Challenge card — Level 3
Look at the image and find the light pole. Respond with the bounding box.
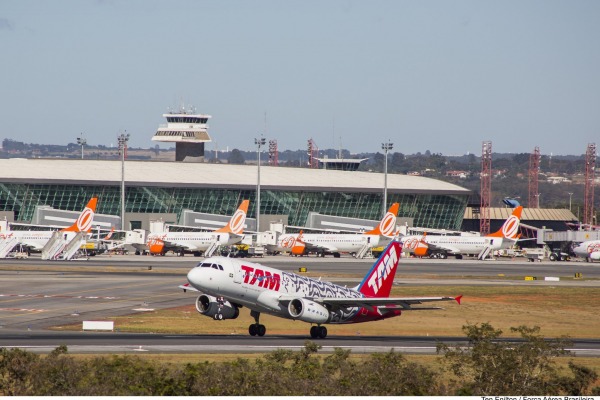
[255,136,266,232]
[382,140,393,216]
[77,134,87,159]
[568,192,573,212]
[118,131,130,231]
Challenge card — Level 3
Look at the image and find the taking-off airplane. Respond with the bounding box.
[0,197,98,253]
[180,240,461,338]
[399,206,524,259]
[142,200,250,256]
[267,203,400,258]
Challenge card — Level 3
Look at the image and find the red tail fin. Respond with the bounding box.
[62,197,98,233]
[487,206,523,239]
[215,200,249,234]
[356,241,402,297]
[365,203,399,237]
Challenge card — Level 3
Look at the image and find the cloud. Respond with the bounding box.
[0,18,13,31]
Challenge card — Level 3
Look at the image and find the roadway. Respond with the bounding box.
[0,253,598,354]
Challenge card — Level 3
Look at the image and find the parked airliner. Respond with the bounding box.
[267,203,400,258]
[572,240,600,262]
[140,200,250,256]
[399,206,523,259]
[0,197,98,255]
[180,241,461,338]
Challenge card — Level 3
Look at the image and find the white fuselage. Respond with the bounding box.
[0,230,76,251]
[269,233,386,254]
[137,231,240,252]
[187,257,364,323]
[400,234,509,255]
[572,240,600,261]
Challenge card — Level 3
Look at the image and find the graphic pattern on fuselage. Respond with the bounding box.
[280,271,363,323]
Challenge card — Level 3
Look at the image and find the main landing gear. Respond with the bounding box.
[310,325,327,339]
[249,310,266,337]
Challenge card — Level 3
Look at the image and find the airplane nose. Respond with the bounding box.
[187,267,204,286]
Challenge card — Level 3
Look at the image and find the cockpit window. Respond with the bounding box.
[197,262,223,271]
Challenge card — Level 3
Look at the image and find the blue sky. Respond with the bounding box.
[2,0,599,156]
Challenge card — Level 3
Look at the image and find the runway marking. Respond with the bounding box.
[0,293,119,300]
[0,307,47,312]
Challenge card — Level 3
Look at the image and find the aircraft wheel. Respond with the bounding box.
[318,326,327,339]
[214,313,223,320]
[257,324,266,337]
[249,324,257,336]
[440,253,448,259]
[310,326,318,338]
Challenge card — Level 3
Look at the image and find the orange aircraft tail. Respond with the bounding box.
[487,206,523,239]
[62,197,98,233]
[365,203,399,237]
[214,200,250,235]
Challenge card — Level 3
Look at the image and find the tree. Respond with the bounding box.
[436,322,598,395]
[227,149,245,164]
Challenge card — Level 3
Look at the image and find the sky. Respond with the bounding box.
[1,0,599,156]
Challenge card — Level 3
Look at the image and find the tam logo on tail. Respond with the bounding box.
[358,241,402,297]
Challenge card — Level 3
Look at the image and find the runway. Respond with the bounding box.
[1,330,599,357]
[1,253,599,354]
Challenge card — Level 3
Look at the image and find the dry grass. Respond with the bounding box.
[53,285,600,339]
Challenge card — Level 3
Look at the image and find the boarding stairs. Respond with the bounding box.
[355,238,373,259]
[42,231,87,260]
[477,245,493,260]
[204,238,220,257]
[42,232,67,260]
[0,236,20,258]
[57,232,87,260]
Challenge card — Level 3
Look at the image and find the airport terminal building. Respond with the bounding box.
[0,158,471,232]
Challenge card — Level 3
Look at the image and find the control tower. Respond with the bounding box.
[152,106,212,162]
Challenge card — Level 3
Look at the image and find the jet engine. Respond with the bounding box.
[288,298,330,324]
[195,294,240,320]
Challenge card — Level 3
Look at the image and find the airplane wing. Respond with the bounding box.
[160,239,198,252]
[423,243,462,255]
[312,295,462,311]
[277,294,461,311]
[300,241,339,253]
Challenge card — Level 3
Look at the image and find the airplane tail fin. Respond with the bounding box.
[365,203,399,237]
[62,197,98,233]
[487,206,523,239]
[215,200,250,234]
[291,230,306,255]
[356,240,402,298]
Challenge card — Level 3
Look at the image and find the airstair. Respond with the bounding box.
[204,238,220,257]
[42,232,67,260]
[0,236,20,258]
[355,238,373,259]
[42,232,86,260]
[477,245,493,260]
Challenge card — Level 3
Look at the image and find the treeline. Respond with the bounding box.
[1,323,598,396]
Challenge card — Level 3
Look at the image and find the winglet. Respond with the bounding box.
[487,206,523,239]
[455,295,463,305]
[215,200,250,234]
[365,203,399,237]
[62,197,98,233]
